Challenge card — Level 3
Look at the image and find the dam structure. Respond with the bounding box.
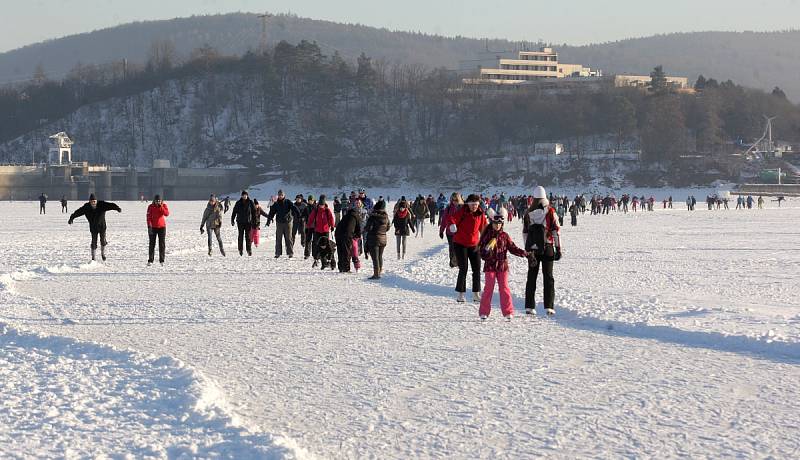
[0,133,253,201]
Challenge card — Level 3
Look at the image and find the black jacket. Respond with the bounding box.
[392,210,415,236]
[252,205,269,228]
[365,210,390,248]
[69,201,121,232]
[231,198,257,227]
[335,209,362,240]
[294,201,309,222]
[267,198,300,224]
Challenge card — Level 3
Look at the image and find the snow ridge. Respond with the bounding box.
[0,264,309,459]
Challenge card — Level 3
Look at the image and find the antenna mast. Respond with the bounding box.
[257,13,273,53]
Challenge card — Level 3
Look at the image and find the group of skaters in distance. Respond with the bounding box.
[60,186,569,319]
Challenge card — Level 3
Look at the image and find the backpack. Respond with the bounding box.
[526,208,555,258]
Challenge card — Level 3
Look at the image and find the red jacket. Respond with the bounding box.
[309,205,335,233]
[147,203,169,228]
[448,206,487,247]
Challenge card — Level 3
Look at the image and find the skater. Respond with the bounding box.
[757,196,764,209]
[392,200,415,260]
[412,195,430,238]
[60,195,68,213]
[146,195,170,265]
[200,194,225,256]
[266,189,300,258]
[308,195,335,267]
[222,196,231,213]
[478,208,528,320]
[439,192,463,268]
[303,195,317,260]
[38,193,47,214]
[364,200,390,279]
[523,186,562,316]
[335,207,361,272]
[251,199,269,248]
[293,194,309,248]
[231,190,257,256]
[68,193,122,261]
[427,194,437,225]
[333,195,342,225]
[569,202,578,227]
[447,194,488,303]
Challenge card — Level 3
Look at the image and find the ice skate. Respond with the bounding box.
[472,292,481,302]
[525,308,536,316]
[457,292,465,303]
[480,315,488,320]
[545,307,555,316]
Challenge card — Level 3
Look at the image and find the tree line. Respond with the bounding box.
[1,40,799,178]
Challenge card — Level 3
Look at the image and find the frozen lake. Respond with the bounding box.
[1,198,799,458]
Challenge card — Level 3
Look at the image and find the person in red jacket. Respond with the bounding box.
[438,192,463,268]
[308,195,336,266]
[146,194,170,265]
[447,193,488,303]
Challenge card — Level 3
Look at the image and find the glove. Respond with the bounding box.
[200,227,205,234]
[554,248,562,261]
[68,219,73,225]
[439,232,444,240]
[448,224,457,234]
[117,208,122,213]
[231,221,235,227]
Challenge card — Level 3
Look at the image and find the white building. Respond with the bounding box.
[467,47,601,85]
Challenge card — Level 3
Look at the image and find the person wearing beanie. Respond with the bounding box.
[266,189,301,258]
[522,186,562,316]
[231,190,257,256]
[308,193,335,267]
[68,193,122,262]
[146,194,170,265]
[293,194,309,248]
[478,208,528,320]
[364,199,390,279]
[302,195,317,260]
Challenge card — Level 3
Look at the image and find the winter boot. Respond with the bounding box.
[91,248,96,261]
[100,245,106,262]
[472,292,481,302]
[456,292,466,303]
[208,248,212,256]
[525,308,536,316]
[545,307,555,316]
[479,315,488,320]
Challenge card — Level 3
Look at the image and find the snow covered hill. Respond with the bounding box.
[1,196,799,457]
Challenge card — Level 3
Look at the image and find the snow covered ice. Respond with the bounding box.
[1,198,799,458]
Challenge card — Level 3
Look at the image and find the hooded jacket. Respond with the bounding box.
[365,210,390,248]
[146,202,170,229]
[201,201,224,229]
[335,208,362,240]
[309,204,335,233]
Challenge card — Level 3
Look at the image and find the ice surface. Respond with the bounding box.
[1,197,799,458]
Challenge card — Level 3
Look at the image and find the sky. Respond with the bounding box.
[3,0,800,52]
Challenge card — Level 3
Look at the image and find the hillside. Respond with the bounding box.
[1,14,800,100]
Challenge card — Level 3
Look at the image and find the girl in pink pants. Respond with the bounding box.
[478,208,528,319]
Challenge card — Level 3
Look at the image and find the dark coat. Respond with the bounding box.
[267,198,300,224]
[392,209,415,236]
[69,201,121,232]
[335,209,362,240]
[231,198,257,227]
[364,210,390,248]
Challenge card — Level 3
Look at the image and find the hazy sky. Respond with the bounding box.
[4,0,800,52]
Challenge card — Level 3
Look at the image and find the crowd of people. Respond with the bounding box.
[58,185,790,319]
[61,187,571,319]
